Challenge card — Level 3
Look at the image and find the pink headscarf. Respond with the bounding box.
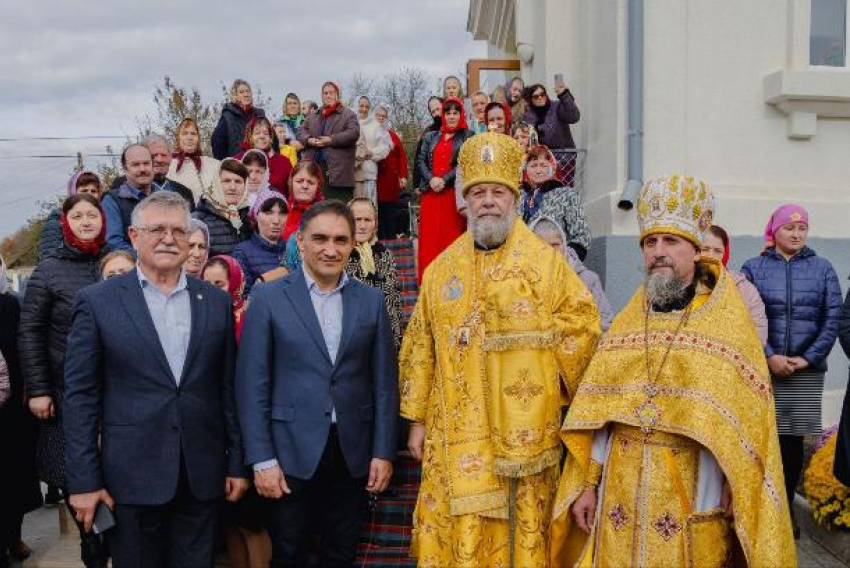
[764,204,809,248]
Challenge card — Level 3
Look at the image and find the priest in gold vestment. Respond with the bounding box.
[551,175,796,567]
[400,132,601,567]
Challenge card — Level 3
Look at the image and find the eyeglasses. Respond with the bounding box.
[532,92,546,100]
[136,225,188,241]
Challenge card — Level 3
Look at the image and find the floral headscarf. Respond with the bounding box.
[201,255,246,343]
[205,158,249,230]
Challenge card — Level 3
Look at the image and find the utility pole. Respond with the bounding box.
[75,151,83,172]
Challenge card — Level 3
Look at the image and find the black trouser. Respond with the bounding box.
[266,428,368,568]
[378,201,399,240]
[65,501,109,568]
[779,434,805,509]
[324,186,354,203]
[108,460,219,568]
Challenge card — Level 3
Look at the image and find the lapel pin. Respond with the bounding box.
[197,294,203,300]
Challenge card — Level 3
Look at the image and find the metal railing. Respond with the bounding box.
[408,149,587,237]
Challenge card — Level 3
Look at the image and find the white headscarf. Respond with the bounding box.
[204,158,250,230]
[241,149,272,206]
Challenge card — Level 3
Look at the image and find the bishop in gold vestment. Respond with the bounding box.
[400,133,601,567]
[551,175,796,567]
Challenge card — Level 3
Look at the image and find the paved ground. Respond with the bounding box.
[12,500,849,568]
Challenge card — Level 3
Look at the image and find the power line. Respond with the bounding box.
[0,136,126,142]
[0,154,115,160]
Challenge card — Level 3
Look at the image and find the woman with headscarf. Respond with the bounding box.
[354,95,392,203]
[19,193,109,568]
[211,79,266,160]
[278,92,305,152]
[184,218,210,278]
[193,159,251,256]
[281,162,325,273]
[235,117,293,195]
[201,255,247,344]
[232,189,289,296]
[374,104,409,239]
[239,149,276,207]
[700,224,767,344]
[346,198,403,348]
[519,144,592,260]
[167,118,222,204]
[741,204,843,539]
[484,101,512,134]
[412,96,444,191]
[415,98,473,282]
[523,83,581,184]
[0,252,42,567]
[39,171,103,261]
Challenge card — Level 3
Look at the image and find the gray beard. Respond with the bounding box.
[644,271,690,308]
[469,210,515,249]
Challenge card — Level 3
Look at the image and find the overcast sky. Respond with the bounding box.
[0,0,486,239]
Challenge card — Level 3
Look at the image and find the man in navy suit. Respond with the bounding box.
[236,200,399,567]
[64,191,248,567]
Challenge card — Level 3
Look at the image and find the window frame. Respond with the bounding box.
[810,0,849,68]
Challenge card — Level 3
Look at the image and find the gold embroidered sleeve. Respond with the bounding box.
[551,258,601,402]
[398,285,435,423]
[582,459,603,489]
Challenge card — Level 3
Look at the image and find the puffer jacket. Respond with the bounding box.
[38,208,63,261]
[415,129,474,191]
[232,232,287,296]
[522,89,580,150]
[741,246,842,370]
[192,198,250,257]
[211,103,266,160]
[19,243,106,397]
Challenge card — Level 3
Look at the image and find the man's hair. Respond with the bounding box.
[259,196,288,214]
[120,144,151,169]
[188,218,210,248]
[299,200,355,237]
[130,191,190,229]
[63,193,101,216]
[75,171,102,191]
[141,133,170,151]
[220,159,249,180]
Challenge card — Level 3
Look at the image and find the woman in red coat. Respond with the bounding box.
[234,117,293,196]
[415,98,473,282]
[374,104,409,240]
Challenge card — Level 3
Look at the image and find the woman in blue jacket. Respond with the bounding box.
[741,204,842,538]
[232,189,288,296]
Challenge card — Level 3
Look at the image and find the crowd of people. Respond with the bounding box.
[0,73,847,568]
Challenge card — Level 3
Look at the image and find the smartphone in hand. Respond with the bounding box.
[555,73,565,89]
[92,501,116,535]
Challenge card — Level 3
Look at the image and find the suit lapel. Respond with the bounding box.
[120,270,178,386]
[284,271,332,364]
[179,278,208,385]
[333,283,359,369]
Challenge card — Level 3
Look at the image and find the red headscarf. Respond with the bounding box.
[240,116,275,152]
[202,255,246,343]
[321,82,342,118]
[282,164,325,242]
[440,98,469,134]
[61,200,107,257]
[485,101,512,134]
[173,150,202,173]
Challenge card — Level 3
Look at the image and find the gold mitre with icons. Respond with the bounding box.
[459,132,525,197]
[637,174,715,247]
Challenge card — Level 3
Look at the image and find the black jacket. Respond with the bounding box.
[38,208,63,261]
[211,103,266,160]
[0,293,42,515]
[415,129,474,191]
[833,283,850,484]
[20,243,106,398]
[109,175,196,212]
[192,198,250,257]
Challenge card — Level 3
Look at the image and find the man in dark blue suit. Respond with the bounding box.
[64,191,248,568]
[236,200,399,567]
